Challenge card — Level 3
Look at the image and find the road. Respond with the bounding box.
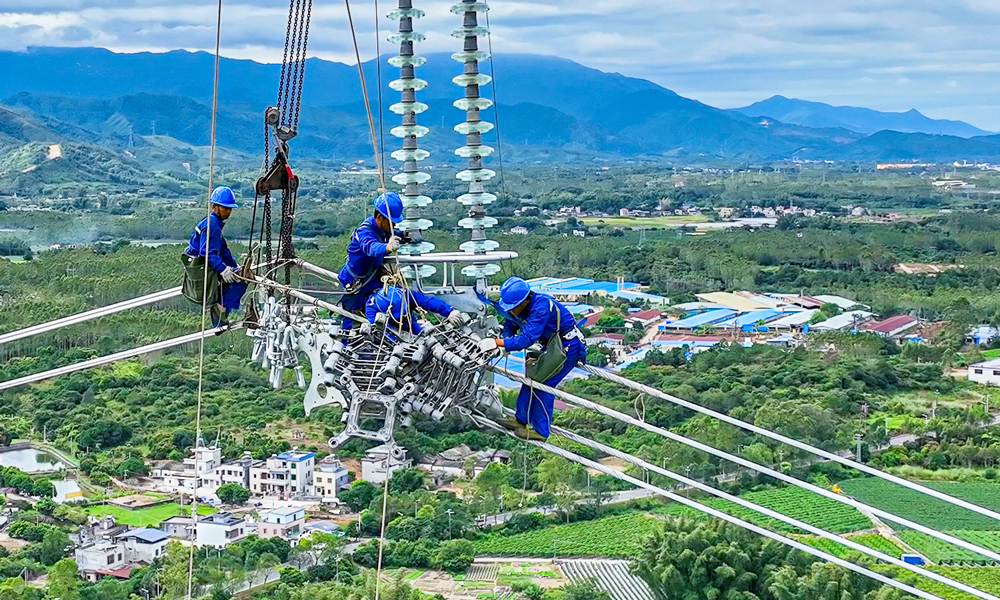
[883,414,1000,448]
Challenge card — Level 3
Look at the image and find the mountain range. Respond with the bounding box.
[735,95,991,138]
[1,46,1000,169]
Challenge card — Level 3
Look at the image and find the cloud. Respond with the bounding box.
[1,0,999,129]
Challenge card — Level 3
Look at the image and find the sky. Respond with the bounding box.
[2,0,1000,129]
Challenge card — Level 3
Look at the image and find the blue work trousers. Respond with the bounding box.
[339,276,382,331]
[515,339,585,439]
[220,281,247,310]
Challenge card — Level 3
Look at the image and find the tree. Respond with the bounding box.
[217,483,251,505]
[388,468,424,495]
[434,539,475,573]
[77,420,132,452]
[255,552,281,586]
[45,558,81,600]
[339,480,377,513]
[114,456,149,479]
[562,581,613,600]
[279,566,307,586]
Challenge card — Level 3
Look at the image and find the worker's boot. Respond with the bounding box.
[210,304,228,328]
[514,424,548,442]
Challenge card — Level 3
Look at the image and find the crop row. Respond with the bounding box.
[899,530,1000,565]
[794,533,904,562]
[654,486,871,534]
[915,566,1000,600]
[473,513,661,559]
[840,478,1000,531]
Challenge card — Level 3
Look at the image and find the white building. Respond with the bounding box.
[313,458,351,499]
[160,516,195,540]
[75,540,125,582]
[115,528,169,563]
[196,512,248,548]
[361,444,412,484]
[249,450,315,498]
[510,226,529,235]
[969,358,1000,386]
[419,445,510,480]
[202,453,256,491]
[153,447,260,501]
[257,506,306,540]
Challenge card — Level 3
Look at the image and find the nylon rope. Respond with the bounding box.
[188,0,224,595]
[374,0,385,192]
[373,253,414,600]
[484,8,507,199]
[346,0,386,192]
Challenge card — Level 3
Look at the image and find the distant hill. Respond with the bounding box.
[735,95,992,138]
[1,47,1000,163]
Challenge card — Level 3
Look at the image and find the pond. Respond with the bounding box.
[0,449,64,473]
[0,448,82,502]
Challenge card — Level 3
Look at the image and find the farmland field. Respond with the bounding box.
[560,559,654,600]
[839,478,1000,531]
[916,566,1000,600]
[654,486,871,534]
[898,530,1000,565]
[795,533,904,561]
[473,513,661,558]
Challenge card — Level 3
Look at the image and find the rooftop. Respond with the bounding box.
[663,309,737,329]
[813,294,864,310]
[715,309,782,329]
[200,512,244,526]
[767,310,817,328]
[972,358,1000,369]
[117,528,169,544]
[276,451,315,462]
[811,310,875,331]
[695,292,773,312]
[261,506,304,519]
[864,314,918,334]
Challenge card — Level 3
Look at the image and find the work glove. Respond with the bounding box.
[220,267,238,284]
[359,321,373,336]
[477,338,499,353]
[374,312,389,326]
[447,311,466,327]
[386,236,402,253]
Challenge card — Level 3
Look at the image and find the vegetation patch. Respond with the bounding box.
[83,502,215,527]
[840,478,1000,530]
[474,513,661,558]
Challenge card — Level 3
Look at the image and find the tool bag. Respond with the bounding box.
[525,299,568,383]
[180,253,220,306]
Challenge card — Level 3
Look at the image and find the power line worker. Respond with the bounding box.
[363,286,465,338]
[338,192,406,331]
[183,186,247,327]
[478,277,585,441]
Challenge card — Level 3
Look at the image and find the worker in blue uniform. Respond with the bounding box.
[478,277,585,441]
[338,192,406,330]
[184,186,247,326]
[363,286,465,338]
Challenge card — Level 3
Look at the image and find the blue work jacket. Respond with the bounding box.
[338,217,400,288]
[185,214,237,273]
[501,293,578,352]
[365,289,453,335]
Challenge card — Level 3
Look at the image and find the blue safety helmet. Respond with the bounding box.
[373,287,409,321]
[210,186,238,209]
[499,277,531,311]
[373,191,404,224]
